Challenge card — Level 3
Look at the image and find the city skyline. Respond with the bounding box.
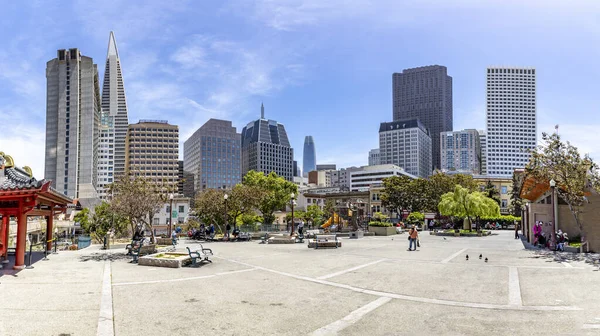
[3,2,600,177]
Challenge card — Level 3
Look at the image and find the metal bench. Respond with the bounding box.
[186,245,213,267]
[310,234,340,249]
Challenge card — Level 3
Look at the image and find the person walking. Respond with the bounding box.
[407,226,419,251]
[514,222,520,239]
[298,220,304,236]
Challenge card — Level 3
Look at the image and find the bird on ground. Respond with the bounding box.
[466,255,469,261]
[443,237,447,240]
[479,254,482,259]
[485,257,488,263]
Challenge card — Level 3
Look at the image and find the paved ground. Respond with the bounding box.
[1,231,600,336]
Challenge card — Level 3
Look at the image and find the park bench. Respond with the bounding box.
[126,238,146,255]
[305,229,321,239]
[186,245,213,266]
[309,234,341,249]
[237,232,252,242]
[259,233,270,244]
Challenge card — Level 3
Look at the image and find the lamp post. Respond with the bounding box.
[224,193,229,234]
[549,179,557,249]
[290,193,296,236]
[168,193,174,236]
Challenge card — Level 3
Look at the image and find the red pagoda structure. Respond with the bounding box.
[0,152,72,269]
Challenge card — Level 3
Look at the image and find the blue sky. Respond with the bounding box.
[1,1,600,177]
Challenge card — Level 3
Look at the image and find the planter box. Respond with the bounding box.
[349,231,364,239]
[139,252,191,268]
[563,246,579,253]
[369,226,396,236]
[155,238,173,245]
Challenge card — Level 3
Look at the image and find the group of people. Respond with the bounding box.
[533,221,569,251]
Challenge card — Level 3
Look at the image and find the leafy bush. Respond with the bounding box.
[368,221,393,227]
[480,215,521,224]
[406,212,424,226]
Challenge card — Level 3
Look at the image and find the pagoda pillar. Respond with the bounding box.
[14,209,27,270]
[1,215,9,263]
[46,213,54,252]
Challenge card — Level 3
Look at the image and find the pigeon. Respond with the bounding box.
[485,257,488,263]
[443,237,447,240]
[479,254,482,259]
[466,255,469,261]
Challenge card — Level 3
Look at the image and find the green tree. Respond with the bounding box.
[242,170,297,225]
[74,208,91,232]
[380,175,414,215]
[438,185,500,230]
[526,132,600,242]
[194,189,227,232]
[305,204,324,229]
[323,199,335,219]
[226,184,265,229]
[483,180,501,205]
[109,176,164,242]
[509,173,524,217]
[406,212,425,227]
[89,202,129,243]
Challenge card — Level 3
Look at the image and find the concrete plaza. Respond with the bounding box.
[1,231,599,336]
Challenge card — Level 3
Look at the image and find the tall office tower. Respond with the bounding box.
[177,161,184,195]
[96,112,114,199]
[102,32,129,177]
[316,164,336,171]
[293,160,300,177]
[126,120,179,192]
[379,119,432,178]
[241,104,294,181]
[478,130,487,175]
[393,65,452,171]
[368,149,380,166]
[303,136,316,177]
[97,32,130,198]
[440,129,481,175]
[183,119,241,191]
[486,67,536,177]
[45,48,101,199]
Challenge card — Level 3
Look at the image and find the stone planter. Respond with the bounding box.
[349,231,364,239]
[564,246,579,253]
[155,238,173,245]
[138,252,191,268]
[369,226,396,236]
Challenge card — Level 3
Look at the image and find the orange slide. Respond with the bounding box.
[321,213,340,229]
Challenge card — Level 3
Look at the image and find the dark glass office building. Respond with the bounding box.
[393,65,452,171]
[302,136,316,177]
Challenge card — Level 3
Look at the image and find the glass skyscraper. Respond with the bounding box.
[302,136,316,177]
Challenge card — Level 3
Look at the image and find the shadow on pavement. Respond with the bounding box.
[79,252,131,262]
[0,252,50,278]
[527,249,600,268]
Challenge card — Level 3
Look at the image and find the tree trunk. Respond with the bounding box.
[568,203,586,244]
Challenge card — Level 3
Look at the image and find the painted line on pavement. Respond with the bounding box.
[441,248,468,264]
[113,268,256,286]
[582,324,600,329]
[310,297,392,335]
[317,259,387,280]
[97,261,114,336]
[508,267,522,306]
[216,257,580,312]
[561,262,573,268]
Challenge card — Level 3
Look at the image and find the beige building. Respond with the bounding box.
[126,120,179,192]
[473,175,512,215]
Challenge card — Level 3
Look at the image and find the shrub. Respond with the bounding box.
[406,212,424,226]
[368,221,392,227]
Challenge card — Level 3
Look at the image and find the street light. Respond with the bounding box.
[290,193,296,236]
[224,193,229,234]
[549,179,557,249]
[168,193,174,236]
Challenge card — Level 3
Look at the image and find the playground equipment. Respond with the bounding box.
[321,213,341,230]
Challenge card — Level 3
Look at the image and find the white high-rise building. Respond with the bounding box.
[378,119,432,178]
[440,129,481,175]
[97,32,129,198]
[478,130,487,175]
[368,148,380,166]
[486,67,536,177]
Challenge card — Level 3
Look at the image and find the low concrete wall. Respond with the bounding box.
[369,226,396,236]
